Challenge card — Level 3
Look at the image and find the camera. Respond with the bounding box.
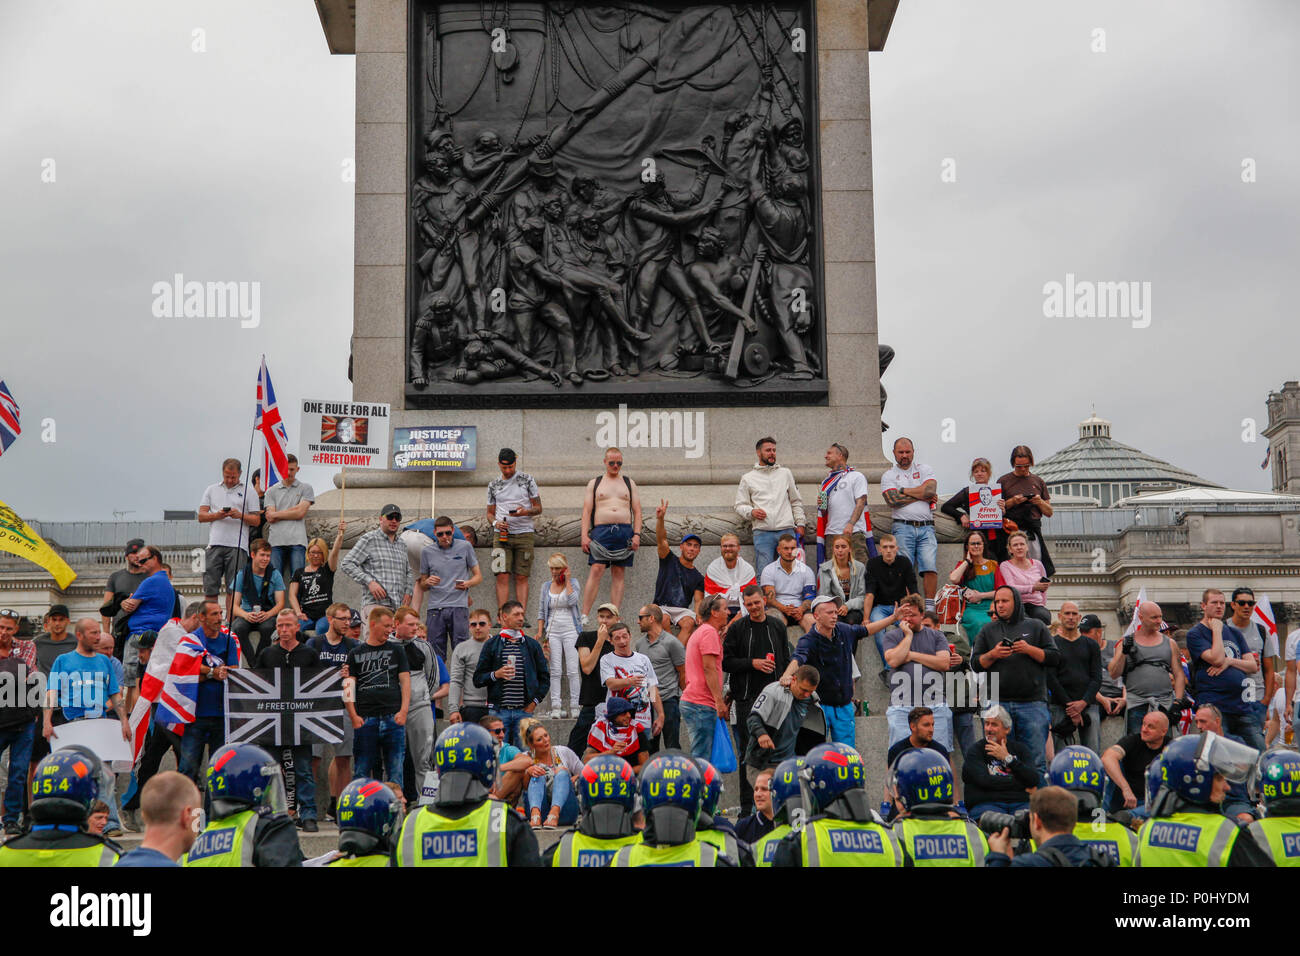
[978,807,1032,840]
[1122,633,1135,655]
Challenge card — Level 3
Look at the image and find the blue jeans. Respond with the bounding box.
[968,800,1029,821]
[285,744,317,819]
[657,696,681,751]
[1225,707,1266,753]
[1003,700,1050,777]
[681,701,717,759]
[271,545,306,586]
[892,522,938,574]
[823,703,856,746]
[953,712,978,759]
[0,721,35,824]
[525,770,580,824]
[870,604,894,669]
[753,528,794,579]
[886,704,953,751]
[178,715,227,783]
[353,716,406,783]
[490,707,531,753]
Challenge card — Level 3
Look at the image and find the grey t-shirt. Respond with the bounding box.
[1235,619,1267,699]
[33,632,76,676]
[419,539,479,609]
[1098,637,1124,697]
[882,625,951,708]
[263,479,315,547]
[635,633,686,700]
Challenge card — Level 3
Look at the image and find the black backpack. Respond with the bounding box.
[1036,844,1117,868]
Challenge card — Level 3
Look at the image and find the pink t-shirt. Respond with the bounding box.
[996,558,1047,607]
[682,622,723,707]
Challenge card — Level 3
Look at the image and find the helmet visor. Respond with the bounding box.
[1196,732,1258,787]
[259,763,289,815]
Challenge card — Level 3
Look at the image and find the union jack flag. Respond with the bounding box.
[129,620,207,766]
[256,357,291,488]
[0,381,20,456]
[225,667,346,747]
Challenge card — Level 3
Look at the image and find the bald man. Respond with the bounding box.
[115,772,202,867]
[1046,601,1102,752]
[1101,709,1169,817]
[1109,601,1185,736]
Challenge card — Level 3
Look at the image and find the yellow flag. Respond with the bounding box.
[0,499,76,589]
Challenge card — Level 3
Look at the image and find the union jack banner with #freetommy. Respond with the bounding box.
[0,380,20,456]
[224,667,346,747]
[256,357,291,488]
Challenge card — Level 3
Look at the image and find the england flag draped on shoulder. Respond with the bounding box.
[256,356,291,488]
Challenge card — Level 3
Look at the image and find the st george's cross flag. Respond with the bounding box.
[256,357,291,488]
[224,667,346,747]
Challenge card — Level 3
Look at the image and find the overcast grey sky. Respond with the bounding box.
[0,0,1295,520]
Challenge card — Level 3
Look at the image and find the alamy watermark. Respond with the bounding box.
[1042,272,1151,329]
[151,273,261,328]
[594,404,705,460]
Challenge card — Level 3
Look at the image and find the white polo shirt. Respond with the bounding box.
[881,463,938,522]
[760,559,816,606]
[201,480,256,550]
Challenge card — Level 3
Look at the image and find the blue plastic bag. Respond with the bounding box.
[710,716,738,773]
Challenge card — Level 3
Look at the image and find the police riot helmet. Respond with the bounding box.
[1257,748,1300,815]
[29,751,99,825]
[1149,732,1258,816]
[577,754,637,838]
[432,723,497,806]
[692,757,724,820]
[1145,755,1164,810]
[206,744,288,820]
[1050,745,1105,810]
[770,757,807,827]
[801,742,872,821]
[336,779,402,856]
[889,749,955,812]
[639,754,703,845]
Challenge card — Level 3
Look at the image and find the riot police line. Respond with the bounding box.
[1,722,1295,867]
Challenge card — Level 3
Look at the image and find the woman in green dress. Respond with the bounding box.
[948,529,998,652]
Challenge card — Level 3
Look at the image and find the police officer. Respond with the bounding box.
[889,750,988,867]
[395,723,540,866]
[325,779,401,867]
[693,757,754,866]
[608,754,736,866]
[753,757,804,867]
[1048,745,1138,866]
[0,751,118,867]
[1246,748,1300,866]
[1134,732,1273,867]
[546,754,640,866]
[184,744,304,867]
[772,742,903,867]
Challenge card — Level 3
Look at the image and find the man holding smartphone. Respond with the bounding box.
[198,458,261,600]
[486,448,542,613]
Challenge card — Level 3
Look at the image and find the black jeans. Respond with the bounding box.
[734,697,758,814]
[233,618,277,662]
[568,706,598,753]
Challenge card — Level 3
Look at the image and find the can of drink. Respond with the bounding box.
[949,644,956,653]
[766,653,775,663]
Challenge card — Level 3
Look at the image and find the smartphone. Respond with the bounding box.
[222,506,232,513]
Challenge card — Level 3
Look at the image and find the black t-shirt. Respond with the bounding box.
[575,629,617,707]
[256,643,321,669]
[865,555,916,605]
[292,566,335,621]
[885,738,950,770]
[345,642,410,717]
[106,568,148,626]
[653,553,705,610]
[1113,732,1166,799]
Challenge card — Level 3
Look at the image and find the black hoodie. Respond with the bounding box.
[970,587,1059,702]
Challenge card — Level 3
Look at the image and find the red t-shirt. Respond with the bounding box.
[682,623,723,708]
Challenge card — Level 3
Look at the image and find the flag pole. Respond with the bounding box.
[231,368,261,627]
[339,465,347,522]
[430,468,436,520]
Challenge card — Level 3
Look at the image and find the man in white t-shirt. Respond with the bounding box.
[822,442,872,563]
[197,458,261,600]
[1284,627,1300,744]
[880,436,939,611]
[598,623,663,736]
[759,533,816,630]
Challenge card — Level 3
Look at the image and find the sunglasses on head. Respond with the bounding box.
[0,609,19,620]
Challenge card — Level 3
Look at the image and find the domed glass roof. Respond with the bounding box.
[1035,412,1223,489]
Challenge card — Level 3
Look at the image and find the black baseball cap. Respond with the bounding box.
[380,503,402,519]
[349,610,363,628]
[1078,614,1103,632]
[47,604,70,619]
[136,630,159,650]
[498,448,517,464]
[125,538,145,556]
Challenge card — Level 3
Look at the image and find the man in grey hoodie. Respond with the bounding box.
[970,585,1060,778]
[744,664,825,788]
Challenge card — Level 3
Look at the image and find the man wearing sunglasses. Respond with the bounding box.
[1186,588,1262,752]
[449,608,493,726]
[413,515,482,661]
[1228,587,1275,746]
[341,504,414,617]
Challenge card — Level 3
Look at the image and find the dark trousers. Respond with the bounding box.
[568,706,598,753]
[459,705,490,726]
[123,722,182,811]
[233,618,276,662]
[649,696,681,755]
[734,697,759,814]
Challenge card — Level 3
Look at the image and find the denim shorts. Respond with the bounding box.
[589,523,634,567]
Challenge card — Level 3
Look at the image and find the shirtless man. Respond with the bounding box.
[580,447,643,618]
